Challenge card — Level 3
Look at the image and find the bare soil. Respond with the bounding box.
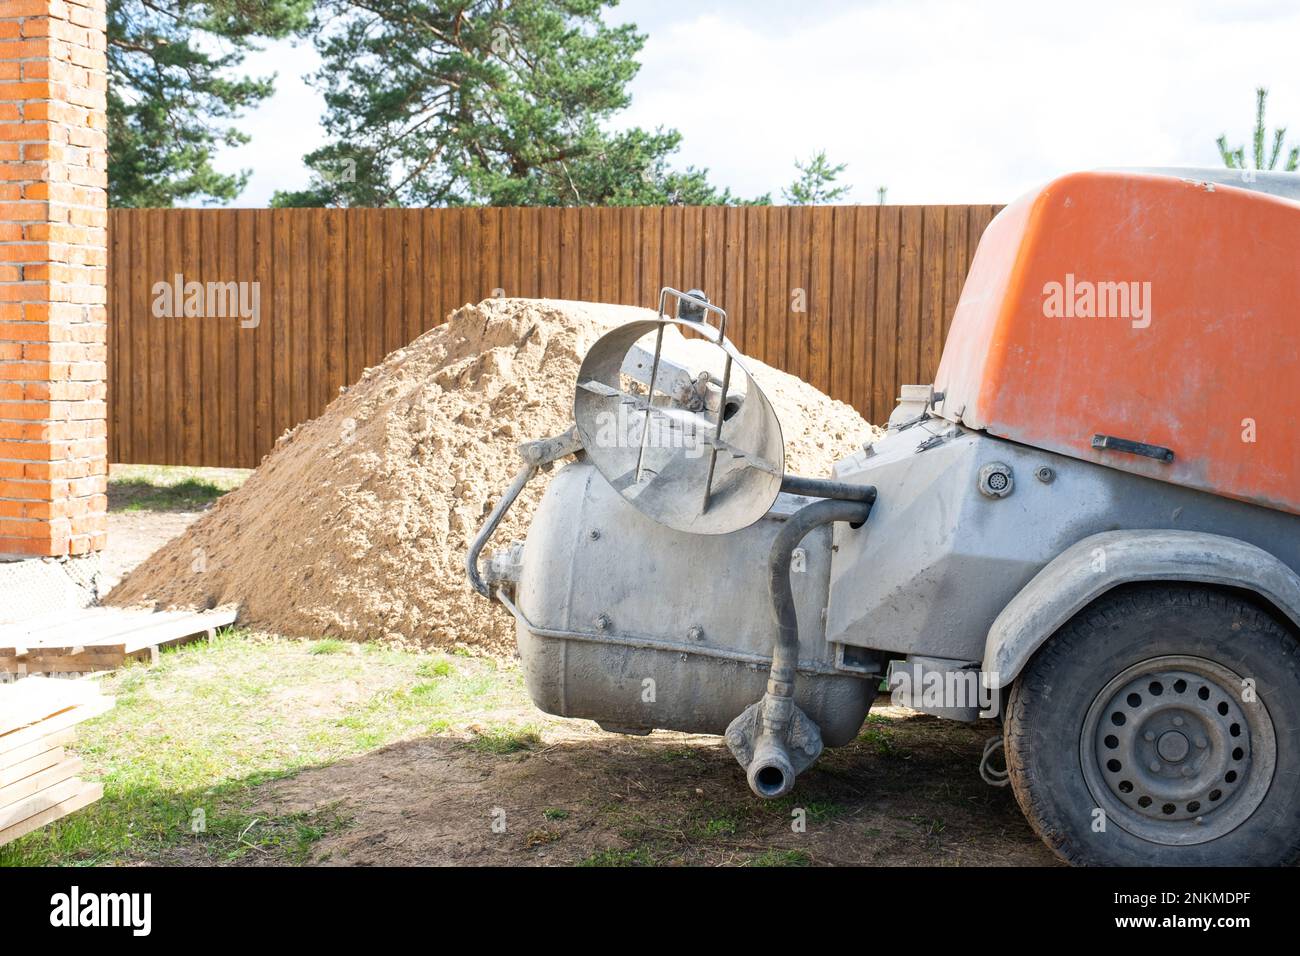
[99,511,202,594]
[249,699,1056,867]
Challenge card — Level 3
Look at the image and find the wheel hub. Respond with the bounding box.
[1081,655,1276,845]
[1156,730,1189,763]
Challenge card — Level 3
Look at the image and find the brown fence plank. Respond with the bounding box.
[871,205,900,422]
[106,209,126,462]
[596,207,618,302]
[538,207,558,302]
[236,209,257,466]
[828,206,856,407]
[478,207,499,305]
[920,206,948,384]
[721,206,745,352]
[159,210,178,464]
[681,206,702,291]
[107,204,1002,467]
[896,205,924,401]
[764,206,790,378]
[850,205,879,417]
[292,209,314,441]
[619,207,638,306]
[559,207,579,300]
[254,211,274,461]
[517,207,538,300]
[499,206,519,303]
[785,206,809,383]
[701,206,725,318]
[273,209,293,446]
[145,207,166,463]
[637,207,661,309]
[741,205,766,360]
[320,210,342,421]
[807,206,833,395]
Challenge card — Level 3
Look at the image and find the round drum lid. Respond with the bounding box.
[573,317,785,535]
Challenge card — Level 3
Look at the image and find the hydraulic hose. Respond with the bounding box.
[767,496,874,696]
[737,487,874,798]
[779,474,876,505]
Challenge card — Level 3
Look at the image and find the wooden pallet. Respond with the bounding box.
[0,677,112,847]
[0,607,238,677]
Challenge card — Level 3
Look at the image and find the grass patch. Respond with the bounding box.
[758,795,847,824]
[579,848,652,867]
[415,658,454,679]
[226,805,354,864]
[308,639,350,656]
[0,630,531,866]
[859,724,909,759]
[797,801,848,823]
[700,817,738,837]
[463,725,543,755]
[746,849,812,867]
[109,464,249,513]
[543,808,570,821]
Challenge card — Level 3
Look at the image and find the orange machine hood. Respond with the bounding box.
[933,169,1300,516]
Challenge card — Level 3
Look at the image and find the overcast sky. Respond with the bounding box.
[211,0,1300,206]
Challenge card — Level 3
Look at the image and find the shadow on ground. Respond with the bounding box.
[244,706,1057,867]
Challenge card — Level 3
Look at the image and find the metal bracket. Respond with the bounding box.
[518,427,582,468]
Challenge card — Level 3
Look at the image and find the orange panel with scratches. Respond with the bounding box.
[934,170,1300,515]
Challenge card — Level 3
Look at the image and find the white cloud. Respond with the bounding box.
[213,0,1300,206]
[196,41,325,207]
[614,0,1300,202]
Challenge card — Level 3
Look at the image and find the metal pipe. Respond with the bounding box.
[466,463,537,599]
[467,428,583,600]
[742,493,874,798]
[778,474,877,504]
[768,496,874,689]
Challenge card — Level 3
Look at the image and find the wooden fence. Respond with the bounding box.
[108,204,1002,467]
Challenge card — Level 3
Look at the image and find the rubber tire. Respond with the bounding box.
[1004,583,1300,866]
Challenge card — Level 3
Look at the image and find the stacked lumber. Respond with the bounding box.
[0,606,237,677]
[0,677,112,847]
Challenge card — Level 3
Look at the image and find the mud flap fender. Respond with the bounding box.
[984,530,1300,685]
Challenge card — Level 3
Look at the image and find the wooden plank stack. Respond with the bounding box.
[0,606,237,678]
[0,677,111,847]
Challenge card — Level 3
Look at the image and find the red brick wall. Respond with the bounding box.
[0,0,107,558]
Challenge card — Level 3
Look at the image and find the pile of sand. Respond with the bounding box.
[107,298,875,652]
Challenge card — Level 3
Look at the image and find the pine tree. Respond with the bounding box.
[108,0,312,207]
[273,0,742,207]
[782,150,850,205]
[1217,87,1300,173]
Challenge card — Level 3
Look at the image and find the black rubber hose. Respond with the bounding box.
[779,474,877,504]
[766,495,875,689]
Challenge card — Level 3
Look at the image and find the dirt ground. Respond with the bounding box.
[100,511,201,593]
[252,706,1057,866]
[105,508,1057,867]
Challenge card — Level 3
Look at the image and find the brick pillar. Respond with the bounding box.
[0,0,108,559]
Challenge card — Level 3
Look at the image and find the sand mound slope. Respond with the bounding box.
[108,298,875,651]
